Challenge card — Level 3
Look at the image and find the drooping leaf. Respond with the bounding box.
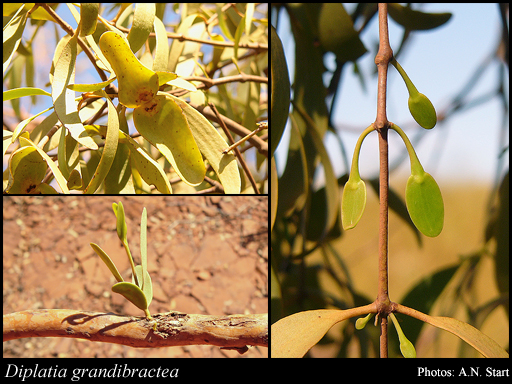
[317,3,367,62]
[133,94,205,187]
[272,307,375,358]
[388,4,452,31]
[270,25,290,157]
[51,30,98,150]
[405,171,444,237]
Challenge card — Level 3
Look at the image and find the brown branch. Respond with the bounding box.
[3,310,268,354]
[375,3,394,358]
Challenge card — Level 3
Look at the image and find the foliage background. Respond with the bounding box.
[3,3,268,193]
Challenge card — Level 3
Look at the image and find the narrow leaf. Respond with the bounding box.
[90,243,124,283]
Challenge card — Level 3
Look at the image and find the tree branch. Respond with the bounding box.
[3,310,268,354]
[375,3,393,358]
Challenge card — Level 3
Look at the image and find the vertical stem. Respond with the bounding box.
[375,3,393,358]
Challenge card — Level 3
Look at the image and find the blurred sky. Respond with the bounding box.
[273,4,509,188]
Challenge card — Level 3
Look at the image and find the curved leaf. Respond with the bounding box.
[317,3,367,62]
[51,30,98,150]
[397,305,509,358]
[90,243,124,283]
[83,92,119,193]
[80,3,99,36]
[270,25,290,157]
[166,94,241,193]
[3,87,51,100]
[271,306,376,358]
[112,282,148,312]
[406,171,444,237]
[133,95,205,187]
[127,3,155,54]
[271,157,278,232]
[16,135,70,193]
[388,4,452,31]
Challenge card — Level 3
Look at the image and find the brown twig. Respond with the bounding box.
[208,103,260,194]
[3,310,268,354]
[374,3,394,358]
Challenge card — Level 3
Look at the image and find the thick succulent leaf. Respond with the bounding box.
[112,282,148,311]
[133,95,205,187]
[166,94,241,193]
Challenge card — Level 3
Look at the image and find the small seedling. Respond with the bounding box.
[90,202,156,329]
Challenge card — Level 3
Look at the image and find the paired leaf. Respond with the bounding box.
[341,125,374,230]
[390,313,417,358]
[99,31,159,108]
[271,305,375,358]
[112,282,148,311]
[342,177,366,230]
[391,124,444,237]
[133,95,206,186]
[391,58,437,129]
[405,171,444,237]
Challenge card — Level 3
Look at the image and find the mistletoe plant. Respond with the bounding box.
[90,202,154,327]
[271,3,508,358]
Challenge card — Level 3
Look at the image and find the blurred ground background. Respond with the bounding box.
[3,196,268,358]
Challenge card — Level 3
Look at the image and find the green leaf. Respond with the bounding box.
[341,177,366,230]
[390,313,417,358]
[112,201,128,243]
[51,30,98,150]
[397,305,509,358]
[3,87,51,100]
[391,58,437,129]
[405,171,444,237]
[271,306,375,358]
[118,130,172,193]
[388,4,452,31]
[67,78,116,92]
[133,265,153,307]
[140,207,149,291]
[90,243,124,283]
[341,125,374,230]
[82,91,119,194]
[112,282,148,311]
[127,3,155,54]
[270,25,291,158]
[133,95,205,187]
[80,3,99,36]
[317,3,367,62]
[408,92,437,130]
[165,94,241,193]
[391,124,444,237]
[355,313,374,330]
